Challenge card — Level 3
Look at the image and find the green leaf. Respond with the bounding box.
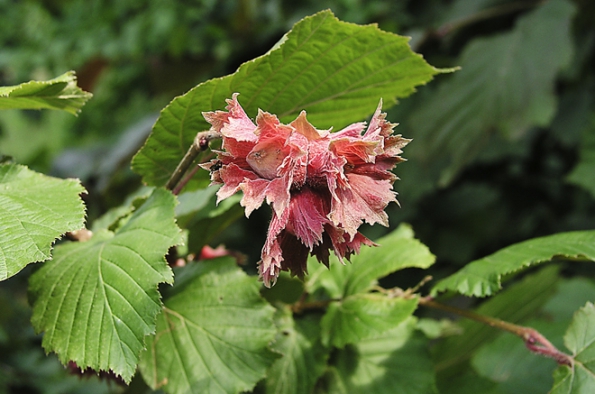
[551,303,595,394]
[408,0,576,185]
[132,10,450,188]
[90,186,154,232]
[433,265,561,375]
[431,231,595,297]
[29,188,181,382]
[307,224,435,299]
[321,293,418,348]
[0,163,86,280]
[266,308,329,394]
[0,71,92,115]
[138,258,277,394]
[318,317,437,394]
[567,118,595,198]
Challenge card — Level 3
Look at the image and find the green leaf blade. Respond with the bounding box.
[0,71,92,115]
[266,308,329,394]
[307,224,435,299]
[132,10,449,188]
[319,317,437,394]
[0,163,86,280]
[28,188,181,382]
[139,258,277,394]
[431,231,595,297]
[321,293,418,348]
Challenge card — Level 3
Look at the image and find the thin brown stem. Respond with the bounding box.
[165,130,221,193]
[419,297,573,366]
[291,298,337,314]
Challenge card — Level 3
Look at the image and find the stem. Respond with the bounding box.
[419,297,573,366]
[165,130,221,193]
[291,298,337,314]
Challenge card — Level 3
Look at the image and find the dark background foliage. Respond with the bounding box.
[1,0,594,392]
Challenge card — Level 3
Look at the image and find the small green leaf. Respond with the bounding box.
[0,71,92,115]
[409,0,576,184]
[0,163,86,280]
[138,258,277,394]
[551,303,595,394]
[431,231,595,297]
[266,308,329,394]
[29,188,181,382]
[307,224,435,298]
[132,10,450,188]
[321,293,418,348]
[319,317,437,394]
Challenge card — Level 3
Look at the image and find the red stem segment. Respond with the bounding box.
[419,297,573,367]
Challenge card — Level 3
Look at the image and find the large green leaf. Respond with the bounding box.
[408,0,575,184]
[138,258,277,394]
[0,71,92,115]
[318,317,437,394]
[29,188,181,382]
[266,308,329,394]
[306,224,435,299]
[0,163,86,280]
[431,231,595,297]
[551,303,595,394]
[132,10,450,187]
[321,293,418,348]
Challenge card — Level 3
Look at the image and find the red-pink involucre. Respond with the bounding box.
[201,94,410,287]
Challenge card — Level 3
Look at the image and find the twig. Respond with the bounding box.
[419,297,573,366]
[165,130,221,193]
[291,298,337,314]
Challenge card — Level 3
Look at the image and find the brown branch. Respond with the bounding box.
[419,297,573,366]
[165,130,221,193]
[291,298,337,314]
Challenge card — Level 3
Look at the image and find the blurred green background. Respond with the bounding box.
[1,0,594,392]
